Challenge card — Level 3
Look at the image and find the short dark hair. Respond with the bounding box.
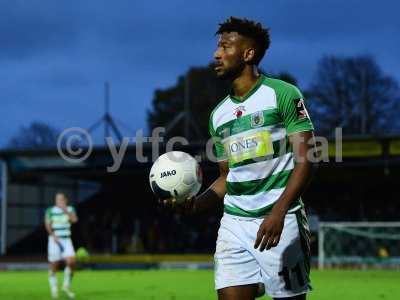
[216,16,270,65]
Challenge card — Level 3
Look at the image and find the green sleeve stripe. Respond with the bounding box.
[209,97,229,160]
[209,113,217,137]
[262,77,314,133]
[45,208,51,221]
[209,95,229,135]
[287,121,314,135]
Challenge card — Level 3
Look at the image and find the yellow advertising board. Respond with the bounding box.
[389,140,400,155]
[329,140,382,157]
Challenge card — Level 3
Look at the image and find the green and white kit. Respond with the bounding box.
[45,206,76,261]
[210,75,313,297]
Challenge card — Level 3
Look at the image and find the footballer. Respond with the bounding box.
[163,17,315,300]
[45,192,78,299]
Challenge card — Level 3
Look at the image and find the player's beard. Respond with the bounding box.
[216,62,245,81]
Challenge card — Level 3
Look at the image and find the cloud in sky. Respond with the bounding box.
[1,0,399,147]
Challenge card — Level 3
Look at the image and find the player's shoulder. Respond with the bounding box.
[210,95,230,116]
[209,95,230,127]
[45,206,56,219]
[261,76,301,95]
[46,206,55,213]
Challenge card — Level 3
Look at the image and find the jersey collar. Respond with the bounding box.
[230,74,264,104]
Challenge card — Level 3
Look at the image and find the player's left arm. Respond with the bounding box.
[254,84,315,252]
[254,131,315,251]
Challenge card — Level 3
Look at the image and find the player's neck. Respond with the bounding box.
[231,66,260,99]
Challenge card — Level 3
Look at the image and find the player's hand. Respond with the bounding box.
[159,197,177,209]
[52,235,60,244]
[254,212,285,251]
[58,202,68,212]
[158,196,196,214]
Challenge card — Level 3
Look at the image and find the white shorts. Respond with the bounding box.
[214,209,311,298]
[48,236,75,262]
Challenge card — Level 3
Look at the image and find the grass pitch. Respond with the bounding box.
[0,269,398,300]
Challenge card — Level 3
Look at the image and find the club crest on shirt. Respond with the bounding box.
[250,111,264,128]
[234,106,246,118]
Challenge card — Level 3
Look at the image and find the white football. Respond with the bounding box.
[149,151,202,203]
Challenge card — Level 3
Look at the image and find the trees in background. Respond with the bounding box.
[308,55,400,136]
[147,64,230,140]
[8,121,60,149]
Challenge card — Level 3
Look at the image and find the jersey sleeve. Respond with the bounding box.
[209,115,227,161]
[278,85,314,134]
[68,206,76,214]
[45,208,51,223]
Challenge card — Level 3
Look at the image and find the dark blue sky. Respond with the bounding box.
[1,0,399,147]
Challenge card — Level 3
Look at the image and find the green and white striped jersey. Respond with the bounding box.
[209,75,314,218]
[45,206,76,238]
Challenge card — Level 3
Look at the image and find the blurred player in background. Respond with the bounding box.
[164,17,315,300]
[45,192,78,299]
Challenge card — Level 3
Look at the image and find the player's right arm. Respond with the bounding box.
[187,105,230,213]
[160,160,227,214]
[162,106,228,213]
[44,209,59,243]
[188,106,230,213]
[191,160,228,214]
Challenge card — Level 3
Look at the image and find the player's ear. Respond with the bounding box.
[243,47,255,63]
